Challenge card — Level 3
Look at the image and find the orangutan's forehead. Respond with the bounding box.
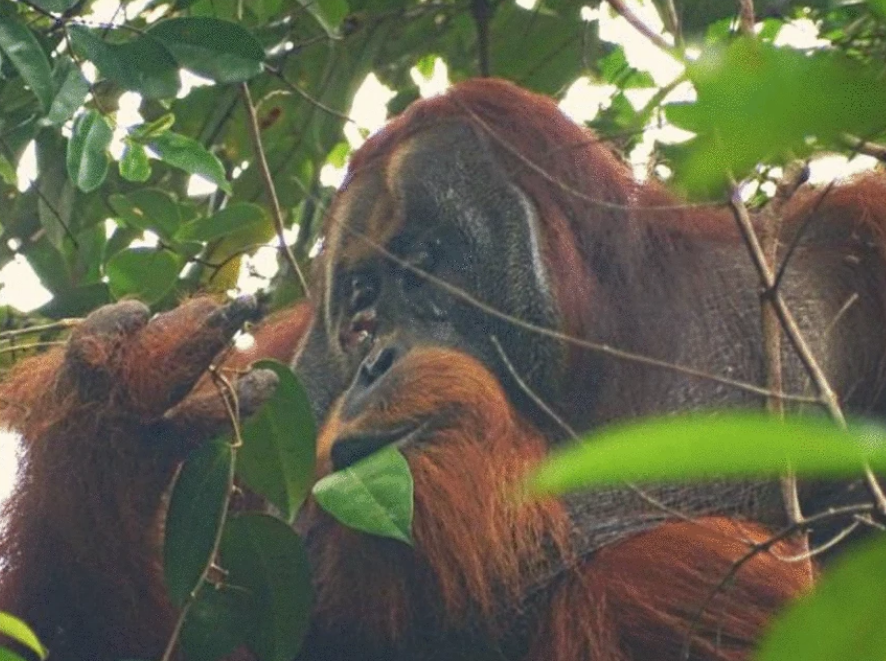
[324,121,482,270]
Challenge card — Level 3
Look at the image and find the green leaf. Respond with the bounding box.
[326,141,351,169]
[108,189,183,242]
[28,0,78,10]
[0,612,47,660]
[665,38,886,198]
[532,413,886,495]
[164,441,234,607]
[176,203,268,243]
[148,131,231,193]
[868,0,886,18]
[757,536,886,661]
[237,360,317,523]
[68,25,180,99]
[0,10,53,112]
[148,17,265,83]
[130,114,176,141]
[296,0,349,36]
[0,154,15,186]
[0,649,27,661]
[312,445,414,545]
[180,584,253,661]
[66,110,113,193]
[119,143,152,182]
[44,57,90,127]
[221,514,312,661]
[105,247,181,304]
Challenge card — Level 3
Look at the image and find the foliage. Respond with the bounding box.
[1,0,885,660]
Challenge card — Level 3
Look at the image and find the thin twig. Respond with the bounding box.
[840,134,886,162]
[606,0,680,58]
[491,335,577,438]
[0,341,65,355]
[728,186,886,516]
[266,66,355,123]
[659,0,682,50]
[159,370,241,661]
[757,162,808,532]
[0,319,80,340]
[493,335,707,526]
[680,502,875,661]
[471,0,492,77]
[737,0,755,36]
[341,218,820,404]
[240,82,311,299]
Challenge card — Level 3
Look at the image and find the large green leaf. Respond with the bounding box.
[221,514,312,661]
[176,203,268,243]
[236,360,317,523]
[164,441,234,607]
[108,189,184,242]
[68,25,180,99]
[756,536,886,661]
[66,110,112,193]
[119,143,151,183]
[0,10,53,112]
[27,0,78,11]
[0,612,46,660]
[147,131,231,194]
[296,0,350,36]
[44,57,89,127]
[532,413,886,495]
[180,584,253,661]
[148,17,265,83]
[312,445,414,545]
[665,38,886,198]
[105,247,181,304]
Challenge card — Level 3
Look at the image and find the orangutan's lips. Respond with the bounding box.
[330,422,427,471]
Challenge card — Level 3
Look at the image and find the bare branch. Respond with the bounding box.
[240,82,311,300]
[729,185,886,516]
[737,0,755,36]
[840,134,886,162]
[606,0,680,58]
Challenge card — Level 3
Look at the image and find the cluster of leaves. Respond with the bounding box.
[161,359,413,661]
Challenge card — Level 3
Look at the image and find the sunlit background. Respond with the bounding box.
[0,0,878,504]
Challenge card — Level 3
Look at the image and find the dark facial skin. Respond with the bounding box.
[294,120,565,465]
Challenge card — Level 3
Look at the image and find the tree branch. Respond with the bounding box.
[240,82,311,300]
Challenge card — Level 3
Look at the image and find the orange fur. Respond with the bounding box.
[304,349,571,643]
[532,519,811,661]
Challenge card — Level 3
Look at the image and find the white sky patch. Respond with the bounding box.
[774,18,830,49]
[411,57,451,98]
[344,74,396,149]
[130,229,161,249]
[187,174,218,197]
[233,227,299,296]
[110,91,145,159]
[320,163,347,189]
[0,432,20,505]
[593,2,682,86]
[15,140,36,193]
[559,77,615,123]
[0,256,52,311]
[178,69,215,99]
[808,154,879,185]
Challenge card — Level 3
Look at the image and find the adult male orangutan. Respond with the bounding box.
[1,78,885,661]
